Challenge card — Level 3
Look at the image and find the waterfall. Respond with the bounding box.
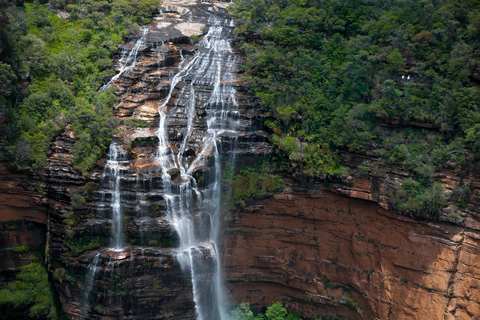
[97,25,148,251]
[153,14,238,320]
[100,26,150,92]
[102,141,130,251]
[82,3,243,319]
[81,253,101,319]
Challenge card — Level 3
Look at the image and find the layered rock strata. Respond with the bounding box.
[225,181,480,320]
[3,1,480,320]
[0,158,47,270]
[45,1,269,318]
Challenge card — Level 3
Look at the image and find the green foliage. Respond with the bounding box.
[231,302,256,320]
[81,181,98,200]
[230,168,284,209]
[386,48,405,73]
[0,262,58,319]
[67,90,120,172]
[233,0,480,217]
[64,236,105,256]
[391,179,445,219]
[15,245,30,253]
[123,117,152,128]
[0,0,159,172]
[71,194,86,209]
[342,292,358,311]
[266,302,288,320]
[0,62,15,103]
[231,301,316,320]
[64,211,79,227]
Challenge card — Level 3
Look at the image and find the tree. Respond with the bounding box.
[231,302,255,320]
[265,302,288,320]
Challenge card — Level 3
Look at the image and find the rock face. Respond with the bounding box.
[45,1,269,319]
[0,158,47,271]
[225,180,480,320]
[3,2,480,320]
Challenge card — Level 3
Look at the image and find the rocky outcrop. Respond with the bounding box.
[225,179,480,320]
[329,148,480,228]
[0,160,47,225]
[0,158,47,271]
[223,120,480,320]
[4,1,480,320]
[45,1,270,319]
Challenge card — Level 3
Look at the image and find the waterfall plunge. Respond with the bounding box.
[154,15,238,320]
[91,6,239,320]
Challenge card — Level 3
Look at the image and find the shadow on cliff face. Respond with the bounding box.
[224,187,480,320]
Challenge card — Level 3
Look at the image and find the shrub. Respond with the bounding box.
[392,179,445,219]
[266,302,288,320]
[230,168,284,209]
[231,302,255,320]
[71,194,86,209]
[0,262,58,319]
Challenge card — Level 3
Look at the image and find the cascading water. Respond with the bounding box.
[72,2,258,319]
[153,12,239,320]
[101,26,149,92]
[81,253,101,319]
[98,26,148,249]
[77,26,150,320]
[101,142,130,250]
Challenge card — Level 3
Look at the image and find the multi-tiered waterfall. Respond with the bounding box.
[153,13,239,319]
[51,1,270,319]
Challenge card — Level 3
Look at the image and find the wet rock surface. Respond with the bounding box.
[56,247,195,320]
[45,0,269,319]
[4,1,480,320]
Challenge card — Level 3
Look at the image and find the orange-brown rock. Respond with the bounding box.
[0,159,47,224]
[0,158,47,270]
[225,187,480,319]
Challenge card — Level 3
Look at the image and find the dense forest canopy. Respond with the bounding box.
[231,0,480,217]
[0,0,159,172]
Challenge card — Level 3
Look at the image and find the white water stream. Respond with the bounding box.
[102,141,130,251]
[81,253,101,319]
[92,6,239,320]
[100,26,150,92]
[154,13,238,320]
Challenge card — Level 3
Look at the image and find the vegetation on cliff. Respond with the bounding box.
[231,301,337,320]
[0,0,159,172]
[224,166,284,211]
[0,260,59,319]
[232,0,480,218]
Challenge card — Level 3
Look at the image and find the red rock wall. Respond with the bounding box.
[0,160,47,224]
[0,159,47,270]
[224,188,480,320]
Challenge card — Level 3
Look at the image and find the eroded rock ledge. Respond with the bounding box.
[45,0,270,318]
[2,1,480,320]
[225,183,480,320]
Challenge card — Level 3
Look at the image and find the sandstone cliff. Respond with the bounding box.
[0,157,47,271]
[225,176,480,320]
[2,1,480,320]
[43,1,268,318]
